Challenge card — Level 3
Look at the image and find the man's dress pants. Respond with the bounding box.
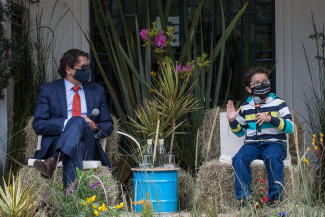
[43,116,99,188]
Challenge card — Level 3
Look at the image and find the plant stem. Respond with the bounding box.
[169,121,176,162]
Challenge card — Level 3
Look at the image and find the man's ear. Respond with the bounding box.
[66,66,72,75]
[246,86,252,94]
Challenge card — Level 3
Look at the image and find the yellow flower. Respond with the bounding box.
[157,61,159,64]
[303,158,309,166]
[87,198,92,203]
[150,88,154,93]
[94,210,99,216]
[321,133,323,138]
[313,137,316,143]
[312,142,315,147]
[321,138,323,143]
[307,147,311,151]
[151,71,156,76]
[315,146,319,151]
[117,205,121,209]
[133,199,145,205]
[92,205,97,209]
[100,203,107,211]
[82,202,86,206]
[119,202,124,208]
[162,62,166,67]
[313,134,316,138]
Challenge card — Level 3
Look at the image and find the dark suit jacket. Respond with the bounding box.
[32,78,114,170]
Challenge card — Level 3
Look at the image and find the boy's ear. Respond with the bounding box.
[246,86,252,94]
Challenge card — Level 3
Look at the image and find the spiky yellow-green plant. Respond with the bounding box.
[0,172,41,217]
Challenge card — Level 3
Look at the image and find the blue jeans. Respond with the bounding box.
[232,141,287,201]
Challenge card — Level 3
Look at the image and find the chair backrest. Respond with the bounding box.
[36,135,107,152]
[219,112,290,160]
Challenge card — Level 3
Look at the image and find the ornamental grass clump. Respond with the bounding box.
[0,171,41,216]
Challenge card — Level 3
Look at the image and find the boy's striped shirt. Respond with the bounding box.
[229,93,293,142]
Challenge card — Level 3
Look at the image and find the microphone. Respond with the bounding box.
[87,108,100,119]
[253,97,261,132]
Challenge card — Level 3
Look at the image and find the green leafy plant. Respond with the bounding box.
[86,0,248,166]
[0,171,41,217]
[301,15,325,196]
[54,168,113,216]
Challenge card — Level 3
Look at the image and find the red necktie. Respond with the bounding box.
[72,86,81,116]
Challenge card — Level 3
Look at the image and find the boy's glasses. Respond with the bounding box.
[250,80,271,88]
[70,63,91,70]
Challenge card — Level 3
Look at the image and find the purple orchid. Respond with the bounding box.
[177,63,182,72]
[139,29,148,40]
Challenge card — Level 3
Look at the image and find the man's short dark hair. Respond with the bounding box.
[243,67,269,87]
[58,49,89,78]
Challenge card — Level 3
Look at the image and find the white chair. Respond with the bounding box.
[219,112,291,166]
[27,131,141,169]
[27,135,107,169]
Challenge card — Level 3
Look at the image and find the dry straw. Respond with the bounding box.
[19,166,119,206]
[195,159,304,214]
[177,168,195,211]
[199,107,226,162]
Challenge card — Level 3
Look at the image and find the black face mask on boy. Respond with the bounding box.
[251,82,271,100]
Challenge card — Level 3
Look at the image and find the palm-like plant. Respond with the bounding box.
[0,172,41,216]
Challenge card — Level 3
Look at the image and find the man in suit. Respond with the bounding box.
[32,49,114,188]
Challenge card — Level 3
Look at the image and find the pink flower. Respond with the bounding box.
[139,29,148,40]
[155,34,166,50]
[263,188,266,191]
[177,63,182,72]
[263,197,268,201]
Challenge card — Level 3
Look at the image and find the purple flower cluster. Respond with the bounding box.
[175,63,193,77]
[90,182,101,189]
[139,29,166,50]
[66,179,79,196]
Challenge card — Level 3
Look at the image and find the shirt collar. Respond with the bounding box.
[64,78,83,92]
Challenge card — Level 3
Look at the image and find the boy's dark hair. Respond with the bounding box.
[58,49,89,78]
[243,67,269,87]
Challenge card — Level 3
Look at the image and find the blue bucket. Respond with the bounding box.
[133,169,178,213]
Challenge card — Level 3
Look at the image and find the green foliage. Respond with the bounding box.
[0,171,40,216]
[301,15,325,196]
[88,0,248,166]
[0,2,23,100]
[53,168,122,216]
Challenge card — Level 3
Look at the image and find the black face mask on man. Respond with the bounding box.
[73,68,90,84]
[251,82,271,100]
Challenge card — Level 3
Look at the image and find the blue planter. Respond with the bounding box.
[133,169,178,213]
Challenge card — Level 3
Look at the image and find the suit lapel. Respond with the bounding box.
[57,79,67,119]
[83,82,93,115]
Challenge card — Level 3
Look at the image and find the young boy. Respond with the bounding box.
[227,67,293,208]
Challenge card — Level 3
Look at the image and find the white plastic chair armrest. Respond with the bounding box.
[37,135,42,150]
[99,138,106,152]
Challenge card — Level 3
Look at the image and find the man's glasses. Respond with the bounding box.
[70,63,91,70]
[250,80,271,88]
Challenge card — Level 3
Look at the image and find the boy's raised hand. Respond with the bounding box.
[227,100,241,122]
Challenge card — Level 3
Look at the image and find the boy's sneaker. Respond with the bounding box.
[268,199,279,208]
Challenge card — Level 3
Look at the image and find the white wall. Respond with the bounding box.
[276,0,325,128]
[29,0,90,79]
